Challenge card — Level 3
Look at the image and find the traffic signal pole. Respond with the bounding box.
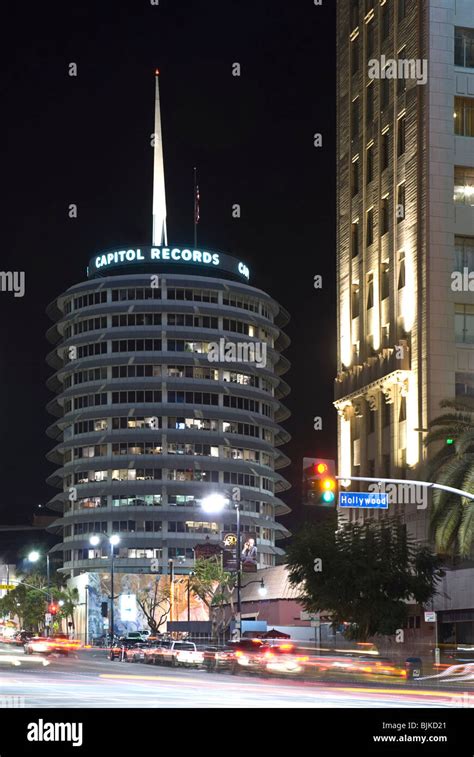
[335,475,474,502]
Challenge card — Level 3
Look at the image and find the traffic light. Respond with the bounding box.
[101,601,108,618]
[48,603,58,616]
[302,457,337,506]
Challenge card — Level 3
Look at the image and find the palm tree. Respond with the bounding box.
[423,396,474,557]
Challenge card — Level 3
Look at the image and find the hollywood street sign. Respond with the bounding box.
[338,492,389,510]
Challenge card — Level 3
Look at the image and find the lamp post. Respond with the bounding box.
[241,578,267,597]
[201,491,243,638]
[168,558,174,624]
[27,550,51,636]
[89,533,120,644]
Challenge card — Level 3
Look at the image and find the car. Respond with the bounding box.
[259,643,309,677]
[109,638,145,661]
[123,631,151,643]
[24,636,79,657]
[304,651,408,680]
[12,631,33,646]
[124,642,154,663]
[204,639,265,673]
[147,640,204,667]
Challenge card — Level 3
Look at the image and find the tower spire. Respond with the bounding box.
[152,69,168,246]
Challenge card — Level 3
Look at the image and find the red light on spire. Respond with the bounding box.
[155,68,160,76]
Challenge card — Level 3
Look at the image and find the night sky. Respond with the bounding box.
[0,0,336,554]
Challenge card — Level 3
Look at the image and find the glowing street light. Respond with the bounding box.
[27,550,51,637]
[201,493,228,514]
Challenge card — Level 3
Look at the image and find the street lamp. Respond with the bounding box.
[201,492,242,637]
[27,550,51,636]
[89,533,120,644]
[243,578,267,597]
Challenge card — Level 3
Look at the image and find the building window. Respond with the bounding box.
[352,98,360,139]
[399,395,407,422]
[454,166,474,206]
[398,252,406,289]
[397,47,407,95]
[366,83,374,124]
[366,272,374,310]
[382,398,391,427]
[455,236,474,270]
[455,28,474,69]
[368,411,375,433]
[352,222,360,258]
[367,145,374,183]
[351,36,360,75]
[381,75,390,109]
[382,2,390,40]
[352,159,360,196]
[381,130,390,170]
[366,19,375,58]
[398,0,407,22]
[397,183,406,222]
[455,305,474,344]
[455,372,474,397]
[366,208,374,246]
[397,115,406,155]
[352,284,360,319]
[351,0,359,29]
[381,262,389,300]
[381,197,389,235]
[454,97,474,137]
[382,323,390,348]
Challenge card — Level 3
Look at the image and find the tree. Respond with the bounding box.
[0,574,49,632]
[189,558,236,640]
[0,576,79,634]
[54,587,79,634]
[137,580,171,634]
[423,396,474,557]
[286,519,444,641]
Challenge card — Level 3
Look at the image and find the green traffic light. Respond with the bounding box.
[322,491,335,504]
[446,438,454,445]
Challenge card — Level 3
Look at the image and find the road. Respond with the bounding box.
[0,648,472,708]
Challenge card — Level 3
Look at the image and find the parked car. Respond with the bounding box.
[109,637,144,661]
[13,631,33,647]
[147,640,203,667]
[124,642,154,663]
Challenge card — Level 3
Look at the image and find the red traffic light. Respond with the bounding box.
[315,462,328,474]
[48,603,58,615]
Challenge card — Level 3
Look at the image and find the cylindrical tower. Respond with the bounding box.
[46,250,291,577]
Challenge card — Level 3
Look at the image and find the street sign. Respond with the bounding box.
[103,619,109,629]
[338,492,389,509]
[0,584,15,591]
[424,611,437,623]
[44,613,52,625]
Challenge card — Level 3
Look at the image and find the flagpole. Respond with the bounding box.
[193,166,197,248]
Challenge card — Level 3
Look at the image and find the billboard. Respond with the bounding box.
[222,532,238,571]
[241,532,258,573]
